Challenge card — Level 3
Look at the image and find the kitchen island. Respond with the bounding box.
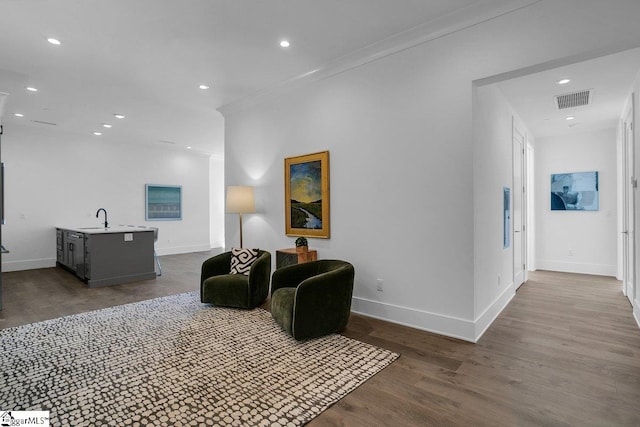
[56,226,156,287]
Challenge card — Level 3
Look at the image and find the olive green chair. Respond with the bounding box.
[200,250,271,309]
[270,260,355,340]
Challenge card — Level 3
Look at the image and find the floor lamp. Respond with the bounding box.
[226,186,255,248]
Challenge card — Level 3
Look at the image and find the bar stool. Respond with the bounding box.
[150,227,162,276]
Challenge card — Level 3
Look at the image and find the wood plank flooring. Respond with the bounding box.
[1,255,639,426]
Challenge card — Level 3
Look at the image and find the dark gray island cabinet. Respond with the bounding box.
[56,226,156,287]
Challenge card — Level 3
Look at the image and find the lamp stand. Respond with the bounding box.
[239,213,244,248]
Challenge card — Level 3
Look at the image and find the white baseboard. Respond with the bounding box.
[155,244,213,256]
[536,259,617,276]
[3,258,56,272]
[351,297,476,343]
[634,300,640,330]
[474,283,515,341]
[353,283,516,344]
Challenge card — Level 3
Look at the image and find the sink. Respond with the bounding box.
[78,227,108,230]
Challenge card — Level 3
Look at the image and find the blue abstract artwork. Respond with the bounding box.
[550,171,599,211]
[146,184,182,220]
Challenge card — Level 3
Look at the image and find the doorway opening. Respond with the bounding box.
[481,47,640,320]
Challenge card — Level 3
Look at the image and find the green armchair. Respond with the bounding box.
[270,260,355,340]
[200,250,271,309]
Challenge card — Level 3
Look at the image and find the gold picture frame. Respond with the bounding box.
[284,151,330,238]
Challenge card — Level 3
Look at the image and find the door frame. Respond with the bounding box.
[513,118,528,289]
[620,94,636,306]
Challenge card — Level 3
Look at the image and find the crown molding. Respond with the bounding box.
[218,0,541,117]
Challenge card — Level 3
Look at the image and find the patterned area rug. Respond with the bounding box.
[0,292,399,426]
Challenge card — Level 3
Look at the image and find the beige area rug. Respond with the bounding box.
[0,292,399,426]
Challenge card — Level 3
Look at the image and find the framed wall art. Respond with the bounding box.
[550,171,599,211]
[284,151,330,238]
[145,184,182,220]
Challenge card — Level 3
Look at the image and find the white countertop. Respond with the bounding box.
[58,225,154,234]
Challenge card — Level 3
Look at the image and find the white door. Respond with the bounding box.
[623,101,635,306]
[513,125,526,288]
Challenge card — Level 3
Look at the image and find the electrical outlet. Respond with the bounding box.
[376,278,383,292]
[568,249,574,256]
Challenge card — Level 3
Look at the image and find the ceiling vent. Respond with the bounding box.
[31,120,57,126]
[555,89,593,110]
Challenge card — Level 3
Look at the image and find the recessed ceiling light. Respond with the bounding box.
[47,37,61,45]
[14,113,24,117]
[557,78,571,85]
[566,116,576,121]
[187,146,192,149]
[25,86,38,92]
[280,40,290,48]
[102,123,112,128]
[93,131,102,136]
[113,114,125,119]
[199,84,209,90]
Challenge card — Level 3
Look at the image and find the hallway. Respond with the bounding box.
[468,270,640,424]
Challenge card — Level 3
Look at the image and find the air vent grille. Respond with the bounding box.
[555,89,592,110]
[31,120,57,126]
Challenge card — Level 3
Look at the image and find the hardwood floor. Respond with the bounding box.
[0,251,212,328]
[2,256,639,426]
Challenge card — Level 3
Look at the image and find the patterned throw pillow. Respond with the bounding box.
[230,248,259,275]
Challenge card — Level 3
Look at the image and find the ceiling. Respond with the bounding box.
[2,1,637,155]
[0,0,486,156]
[497,48,640,139]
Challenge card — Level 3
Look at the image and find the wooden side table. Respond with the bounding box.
[276,248,318,269]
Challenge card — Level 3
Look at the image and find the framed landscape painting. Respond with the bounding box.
[284,151,330,238]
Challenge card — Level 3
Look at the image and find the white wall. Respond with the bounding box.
[224,42,477,339]
[2,124,213,271]
[535,128,617,276]
[473,84,535,338]
[209,155,225,248]
[222,1,640,341]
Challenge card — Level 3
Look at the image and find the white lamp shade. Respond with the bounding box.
[0,92,8,123]
[226,186,256,213]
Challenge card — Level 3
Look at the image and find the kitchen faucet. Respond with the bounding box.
[96,208,108,228]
